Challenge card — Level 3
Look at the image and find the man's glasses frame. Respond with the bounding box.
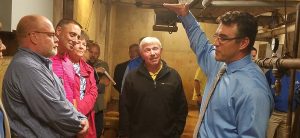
[28,31,56,38]
[213,34,244,44]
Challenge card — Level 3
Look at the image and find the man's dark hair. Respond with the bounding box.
[56,18,82,29]
[88,42,100,52]
[251,47,257,52]
[217,11,258,52]
[129,43,139,49]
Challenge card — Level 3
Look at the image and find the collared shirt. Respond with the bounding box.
[179,12,274,138]
[2,48,85,137]
[265,70,300,112]
[149,61,163,80]
[51,53,75,103]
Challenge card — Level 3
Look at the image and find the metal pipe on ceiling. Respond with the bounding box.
[256,24,295,41]
[209,1,299,7]
[255,58,300,69]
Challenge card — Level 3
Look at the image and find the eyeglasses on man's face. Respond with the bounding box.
[213,34,243,44]
[28,31,56,38]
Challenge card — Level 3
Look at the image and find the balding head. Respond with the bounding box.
[17,15,51,39]
[16,15,58,57]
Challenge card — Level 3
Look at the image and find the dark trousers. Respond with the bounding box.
[95,111,104,137]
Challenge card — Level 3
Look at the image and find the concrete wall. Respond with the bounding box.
[74,0,108,61]
[109,4,218,105]
[0,0,12,31]
[53,0,63,27]
[11,0,53,31]
[0,0,53,31]
[74,2,218,105]
[74,0,112,107]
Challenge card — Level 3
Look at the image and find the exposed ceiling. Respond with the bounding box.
[135,0,299,21]
[116,0,300,35]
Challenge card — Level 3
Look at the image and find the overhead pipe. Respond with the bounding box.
[209,1,299,7]
[135,0,299,9]
[255,58,300,69]
[256,56,299,99]
[257,54,283,96]
[256,24,295,41]
[134,0,201,9]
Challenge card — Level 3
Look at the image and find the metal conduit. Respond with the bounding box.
[209,1,299,7]
[255,58,300,69]
[256,25,295,41]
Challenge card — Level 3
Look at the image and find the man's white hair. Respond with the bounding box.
[139,37,162,49]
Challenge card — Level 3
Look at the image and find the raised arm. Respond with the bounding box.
[164,3,221,78]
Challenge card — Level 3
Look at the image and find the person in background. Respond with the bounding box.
[2,15,88,137]
[266,67,300,138]
[69,31,98,138]
[120,38,144,93]
[0,38,6,58]
[0,36,10,138]
[118,42,143,137]
[88,43,109,73]
[51,18,82,105]
[192,67,207,106]
[251,47,257,60]
[113,43,139,93]
[164,4,273,138]
[129,43,140,59]
[83,41,91,62]
[120,37,188,137]
[0,23,10,138]
[87,43,109,137]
